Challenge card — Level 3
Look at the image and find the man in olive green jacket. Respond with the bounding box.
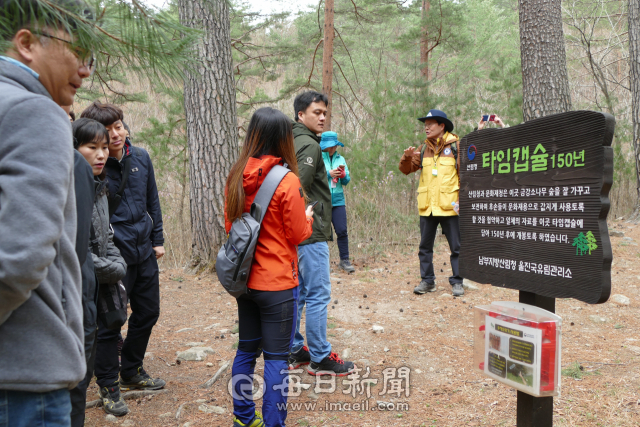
[288,91,354,377]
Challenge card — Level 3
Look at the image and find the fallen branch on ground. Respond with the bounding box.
[202,360,231,389]
[157,355,172,367]
[175,401,193,419]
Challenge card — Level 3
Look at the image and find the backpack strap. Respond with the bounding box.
[418,144,426,169]
[89,224,100,257]
[451,141,458,169]
[251,165,290,224]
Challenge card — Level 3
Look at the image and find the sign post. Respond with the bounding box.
[458,111,615,425]
[516,292,554,427]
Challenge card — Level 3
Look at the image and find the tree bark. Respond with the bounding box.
[420,0,430,79]
[518,0,572,121]
[322,0,335,130]
[178,0,238,268]
[630,0,640,215]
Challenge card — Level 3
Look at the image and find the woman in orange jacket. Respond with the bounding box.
[224,107,314,427]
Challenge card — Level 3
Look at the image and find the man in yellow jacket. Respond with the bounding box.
[399,109,464,297]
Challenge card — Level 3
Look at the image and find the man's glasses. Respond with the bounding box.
[36,32,96,75]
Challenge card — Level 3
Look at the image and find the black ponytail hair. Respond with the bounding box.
[72,118,110,149]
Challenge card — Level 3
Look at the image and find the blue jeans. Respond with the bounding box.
[293,242,332,362]
[0,389,71,427]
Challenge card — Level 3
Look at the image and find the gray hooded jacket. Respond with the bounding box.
[0,60,85,392]
[91,179,127,284]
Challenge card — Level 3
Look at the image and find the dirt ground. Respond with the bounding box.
[85,219,640,427]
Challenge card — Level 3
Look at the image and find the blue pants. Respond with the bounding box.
[331,205,350,260]
[232,287,298,427]
[0,389,71,427]
[292,242,332,362]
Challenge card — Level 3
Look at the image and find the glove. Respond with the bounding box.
[452,202,459,214]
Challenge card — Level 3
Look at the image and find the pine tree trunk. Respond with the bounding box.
[178,0,238,268]
[630,0,640,216]
[518,0,572,121]
[420,0,430,79]
[322,0,335,130]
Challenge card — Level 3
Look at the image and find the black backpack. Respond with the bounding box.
[216,165,290,297]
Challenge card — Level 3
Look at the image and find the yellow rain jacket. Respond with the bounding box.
[398,132,460,216]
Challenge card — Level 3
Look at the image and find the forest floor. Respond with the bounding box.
[85,219,640,427]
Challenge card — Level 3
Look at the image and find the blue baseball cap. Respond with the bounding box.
[320,131,345,150]
[417,109,454,132]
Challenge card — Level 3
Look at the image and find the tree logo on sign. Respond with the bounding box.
[585,231,598,254]
[573,231,597,256]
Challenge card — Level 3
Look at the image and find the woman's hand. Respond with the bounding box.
[478,117,486,130]
[305,205,314,220]
[329,169,341,178]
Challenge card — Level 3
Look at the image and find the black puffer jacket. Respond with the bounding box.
[91,179,127,284]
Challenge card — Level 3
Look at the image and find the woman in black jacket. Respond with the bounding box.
[72,118,128,417]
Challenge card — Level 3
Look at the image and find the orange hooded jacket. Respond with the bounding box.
[224,156,313,291]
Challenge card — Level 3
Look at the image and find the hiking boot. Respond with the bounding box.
[233,410,265,427]
[288,345,311,370]
[413,280,436,294]
[99,381,129,417]
[338,259,355,273]
[452,283,465,297]
[307,352,355,377]
[120,367,166,391]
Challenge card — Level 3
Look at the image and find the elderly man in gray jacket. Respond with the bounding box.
[0,0,94,424]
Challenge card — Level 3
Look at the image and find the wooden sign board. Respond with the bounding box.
[458,111,614,304]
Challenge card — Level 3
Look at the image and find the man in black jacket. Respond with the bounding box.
[81,102,165,416]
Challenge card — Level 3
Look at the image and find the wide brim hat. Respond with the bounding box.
[417,109,454,133]
[320,131,345,150]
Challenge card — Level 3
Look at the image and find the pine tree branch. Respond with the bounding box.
[306,39,324,86]
[333,57,365,110]
[130,0,161,25]
[317,0,323,33]
[331,88,361,124]
[334,26,359,85]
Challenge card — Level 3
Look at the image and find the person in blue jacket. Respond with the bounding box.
[81,102,166,416]
[321,131,355,273]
